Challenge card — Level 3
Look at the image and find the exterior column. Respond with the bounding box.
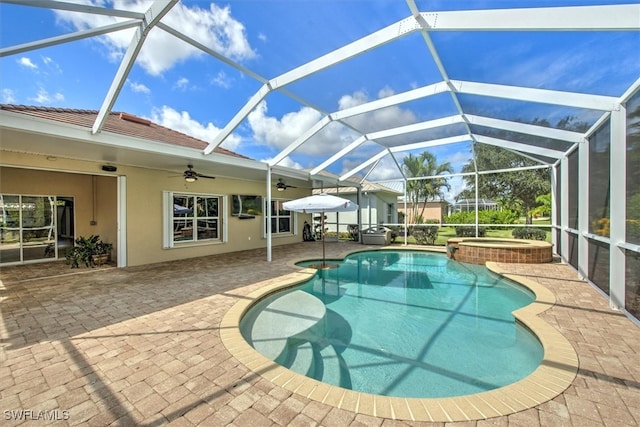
[550,165,558,253]
[578,137,589,279]
[560,155,570,263]
[609,106,626,310]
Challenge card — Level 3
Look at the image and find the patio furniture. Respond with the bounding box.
[360,226,392,245]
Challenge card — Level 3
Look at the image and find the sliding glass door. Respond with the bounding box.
[0,195,58,264]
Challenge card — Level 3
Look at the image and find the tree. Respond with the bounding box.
[402,152,453,224]
[460,144,549,224]
[530,193,551,218]
[457,115,590,224]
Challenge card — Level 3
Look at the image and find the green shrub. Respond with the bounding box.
[512,227,547,241]
[455,226,486,237]
[483,209,520,226]
[445,211,474,225]
[445,210,518,229]
[412,225,439,245]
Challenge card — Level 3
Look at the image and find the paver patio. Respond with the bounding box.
[1,242,638,426]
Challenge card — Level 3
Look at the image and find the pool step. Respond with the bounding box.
[285,341,316,377]
[245,288,353,388]
[248,290,326,361]
[281,340,348,388]
[317,343,342,386]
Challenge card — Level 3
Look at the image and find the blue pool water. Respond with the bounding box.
[240,250,543,398]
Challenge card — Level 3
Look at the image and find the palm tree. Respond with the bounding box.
[402,152,453,224]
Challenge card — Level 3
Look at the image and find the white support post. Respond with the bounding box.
[609,106,626,310]
[578,138,589,279]
[266,170,272,262]
[474,172,479,237]
[403,179,408,245]
[560,156,570,263]
[550,165,558,252]
[117,175,127,268]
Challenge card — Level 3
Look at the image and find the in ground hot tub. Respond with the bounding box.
[446,237,553,264]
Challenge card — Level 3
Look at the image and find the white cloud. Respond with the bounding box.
[38,55,63,76]
[377,86,395,99]
[2,89,16,103]
[247,101,324,151]
[247,87,420,160]
[54,0,256,76]
[211,70,233,89]
[442,176,466,203]
[30,87,64,104]
[151,105,242,151]
[128,80,150,94]
[338,90,368,110]
[260,156,304,170]
[338,89,417,133]
[18,57,37,69]
[174,77,189,91]
[442,149,472,173]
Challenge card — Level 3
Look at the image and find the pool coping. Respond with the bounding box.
[219,246,579,422]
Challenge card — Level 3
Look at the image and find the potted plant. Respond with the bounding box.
[65,235,113,268]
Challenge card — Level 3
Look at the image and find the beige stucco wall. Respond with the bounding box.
[125,167,308,266]
[1,151,309,267]
[398,201,448,224]
[1,161,119,260]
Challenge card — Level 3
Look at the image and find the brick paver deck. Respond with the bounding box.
[1,242,638,426]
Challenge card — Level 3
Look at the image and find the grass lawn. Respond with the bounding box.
[393,225,551,245]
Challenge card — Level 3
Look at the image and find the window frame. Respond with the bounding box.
[265,198,295,238]
[163,191,227,248]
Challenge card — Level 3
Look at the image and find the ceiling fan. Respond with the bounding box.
[276,178,296,191]
[183,164,215,182]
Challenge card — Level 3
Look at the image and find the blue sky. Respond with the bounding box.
[1,0,638,200]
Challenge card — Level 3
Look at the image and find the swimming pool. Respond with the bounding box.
[240,250,544,398]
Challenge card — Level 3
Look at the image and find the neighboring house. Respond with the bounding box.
[0,105,319,267]
[450,198,499,214]
[397,199,450,224]
[317,182,402,234]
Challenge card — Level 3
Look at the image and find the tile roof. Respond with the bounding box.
[0,104,250,160]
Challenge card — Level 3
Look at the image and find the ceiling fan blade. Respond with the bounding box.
[196,173,216,179]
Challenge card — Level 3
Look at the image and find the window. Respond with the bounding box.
[387,203,394,224]
[0,194,57,264]
[164,192,224,247]
[267,200,294,236]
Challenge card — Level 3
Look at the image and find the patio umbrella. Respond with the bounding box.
[173,204,193,215]
[283,193,359,268]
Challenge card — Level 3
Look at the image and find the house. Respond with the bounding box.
[450,198,499,214]
[0,105,320,267]
[316,182,402,235]
[397,198,450,224]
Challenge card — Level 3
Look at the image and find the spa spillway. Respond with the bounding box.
[446,237,553,264]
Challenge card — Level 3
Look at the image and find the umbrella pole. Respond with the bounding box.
[322,210,326,268]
